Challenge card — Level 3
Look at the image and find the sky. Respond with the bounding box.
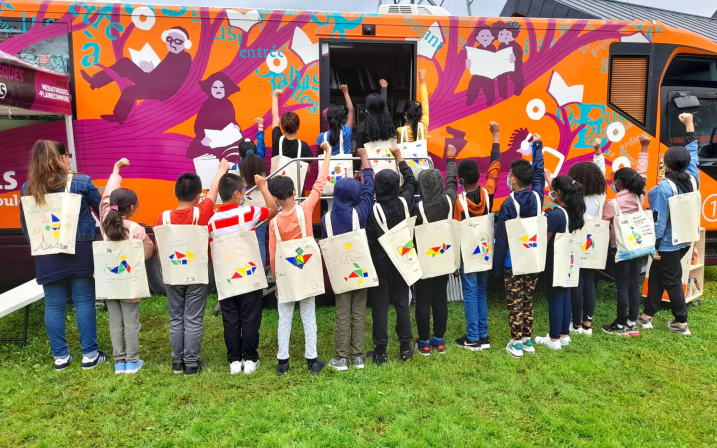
[129,0,717,18]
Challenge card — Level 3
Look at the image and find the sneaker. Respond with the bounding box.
[367,351,388,366]
[506,340,523,358]
[400,347,414,362]
[308,359,325,375]
[431,338,446,354]
[184,361,205,376]
[521,338,535,354]
[351,356,365,369]
[480,337,491,350]
[125,360,145,374]
[243,360,260,374]
[581,325,593,337]
[82,351,109,370]
[559,336,571,347]
[229,360,243,375]
[415,341,431,356]
[276,361,290,376]
[115,362,126,374]
[637,316,653,330]
[569,326,582,335]
[54,354,74,371]
[666,321,691,335]
[172,360,184,374]
[625,323,641,338]
[535,335,562,350]
[455,335,482,351]
[602,321,629,336]
[328,357,349,371]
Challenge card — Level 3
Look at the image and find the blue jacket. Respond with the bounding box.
[493,141,545,277]
[316,124,353,156]
[20,173,101,243]
[321,167,375,238]
[648,139,699,253]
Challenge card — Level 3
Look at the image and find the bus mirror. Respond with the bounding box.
[673,94,700,109]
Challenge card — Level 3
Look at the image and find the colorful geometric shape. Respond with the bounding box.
[107,256,132,275]
[520,234,538,248]
[628,227,642,246]
[344,262,369,285]
[227,262,258,283]
[472,236,492,263]
[426,243,452,257]
[397,240,415,257]
[582,234,595,251]
[45,214,61,239]
[286,247,313,269]
[169,251,195,266]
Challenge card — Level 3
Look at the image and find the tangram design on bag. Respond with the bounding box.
[286,247,312,269]
[426,243,452,257]
[472,234,492,262]
[344,263,369,285]
[327,165,346,186]
[169,251,195,265]
[568,254,575,278]
[628,227,642,246]
[228,262,258,283]
[397,240,415,256]
[107,256,132,275]
[42,214,61,239]
[520,234,538,248]
[582,234,595,251]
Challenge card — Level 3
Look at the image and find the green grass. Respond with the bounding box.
[2,270,717,447]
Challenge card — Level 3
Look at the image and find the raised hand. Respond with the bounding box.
[532,133,542,142]
[255,117,264,126]
[113,158,130,174]
[418,69,426,83]
[379,79,388,88]
[254,174,267,189]
[446,144,457,158]
[218,158,231,173]
[339,84,348,94]
[272,89,283,98]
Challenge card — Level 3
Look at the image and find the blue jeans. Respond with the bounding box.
[256,225,267,266]
[460,264,490,340]
[547,286,571,340]
[43,276,98,359]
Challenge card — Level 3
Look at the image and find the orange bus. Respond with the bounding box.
[2,1,716,287]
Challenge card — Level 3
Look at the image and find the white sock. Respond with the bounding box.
[627,320,636,327]
[616,323,625,329]
[55,355,71,364]
[82,353,98,362]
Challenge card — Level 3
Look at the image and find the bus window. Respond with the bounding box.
[0,18,70,75]
[664,57,717,87]
[667,96,717,159]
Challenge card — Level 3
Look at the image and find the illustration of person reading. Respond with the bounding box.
[80,26,193,125]
[494,20,525,99]
[465,25,497,107]
[186,72,243,188]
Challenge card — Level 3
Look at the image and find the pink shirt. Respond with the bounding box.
[602,152,648,248]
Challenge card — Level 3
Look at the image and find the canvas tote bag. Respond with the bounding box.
[364,138,398,175]
[93,222,151,300]
[318,132,354,196]
[399,197,417,238]
[505,191,548,275]
[552,206,582,288]
[580,202,610,270]
[414,195,461,279]
[400,123,431,177]
[154,207,209,285]
[22,174,81,256]
[666,175,701,245]
[273,206,325,303]
[210,212,268,300]
[373,202,423,286]
[613,195,656,262]
[271,135,309,193]
[459,188,495,273]
[319,209,378,294]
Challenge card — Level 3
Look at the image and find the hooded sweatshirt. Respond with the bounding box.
[454,143,501,219]
[366,161,417,272]
[411,158,457,225]
[321,167,376,238]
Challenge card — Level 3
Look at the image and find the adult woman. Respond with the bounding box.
[19,140,108,370]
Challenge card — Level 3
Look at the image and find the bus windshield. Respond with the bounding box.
[667,97,717,159]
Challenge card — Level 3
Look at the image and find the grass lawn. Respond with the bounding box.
[2,269,717,447]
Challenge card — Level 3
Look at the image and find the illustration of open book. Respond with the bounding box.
[204,123,243,149]
[128,43,161,70]
[465,47,515,79]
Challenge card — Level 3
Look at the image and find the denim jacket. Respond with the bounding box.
[20,173,102,243]
[647,138,699,253]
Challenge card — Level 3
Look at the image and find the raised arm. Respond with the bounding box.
[418,69,429,132]
[444,144,458,202]
[379,78,388,104]
[484,122,502,199]
[255,117,266,159]
[637,133,650,180]
[679,113,699,182]
[271,89,281,129]
[304,142,332,212]
[254,174,278,221]
[356,148,376,226]
[205,158,230,204]
[100,158,129,226]
[531,134,545,204]
[340,84,354,129]
[392,146,416,204]
[593,138,606,176]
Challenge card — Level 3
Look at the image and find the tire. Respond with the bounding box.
[146,250,216,296]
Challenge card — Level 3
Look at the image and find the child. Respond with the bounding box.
[601,134,649,337]
[564,140,606,336]
[355,79,389,149]
[236,117,267,166]
[397,69,428,144]
[153,158,230,375]
[454,122,501,351]
[316,84,354,156]
[268,141,332,376]
[640,113,699,335]
[239,152,269,265]
[208,173,278,375]
[365,146,417,364]
[493,134,544,358]
[411,144,458,356]
[535,176,586,350]
[320,148,374,371]
[272,89,314,186]
[100,158,155,374]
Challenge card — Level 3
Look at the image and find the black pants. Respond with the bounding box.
[219,289,263,362]
[645,247,689,323]
[571,268,596,326]
[369,267,413,354]
[415,275,449,341]
[614,254,645,326]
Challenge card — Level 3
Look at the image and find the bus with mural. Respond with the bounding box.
[2,1,717,290]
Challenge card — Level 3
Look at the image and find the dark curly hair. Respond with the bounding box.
[281,111,300,134]
[567,162,606,197]
[364,93,396,143]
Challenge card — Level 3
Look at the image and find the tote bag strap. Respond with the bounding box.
[372,203,389,233]
[64,173,73,192]
[324,210,334,237]
[399,197,410,220]
[445,194,453,219]
[279,135,285,157]
[322,130,345,154]
[417,201,428,223]
[482,187,491,215]
[458,192,470,220]
[352,209,360,231]
[690,173,698,191]
[295,206,307,238]
[666,178,679,196]
[510,192,521,220]
[532,191,542,216]
[555,205,570,233]
[598,200,605,219]
[418,122,425,141]
[272,217,282,243]
[612,198,622,216]
[128,221,138,241]
[191,207,200,225]
[162,211,172,225]
[400,126,407,145]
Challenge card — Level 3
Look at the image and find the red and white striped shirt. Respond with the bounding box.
[207,203,269,242]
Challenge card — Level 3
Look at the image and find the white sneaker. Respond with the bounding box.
[243,360,260,374]
[521,338,536,354]
[229,360,243,375]
[559,336,571,347]
[581,327,593,337]
[535,335,562,350]
[569,326,582,335]
[505,340,523,358]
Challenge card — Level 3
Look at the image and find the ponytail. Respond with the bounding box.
[326,105,345,148]
[552,175,586,230]
[405,101,422,142]
[613,167,646,196]
[102,188,138,241]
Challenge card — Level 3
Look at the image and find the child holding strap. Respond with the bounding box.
[100,158,155,374]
